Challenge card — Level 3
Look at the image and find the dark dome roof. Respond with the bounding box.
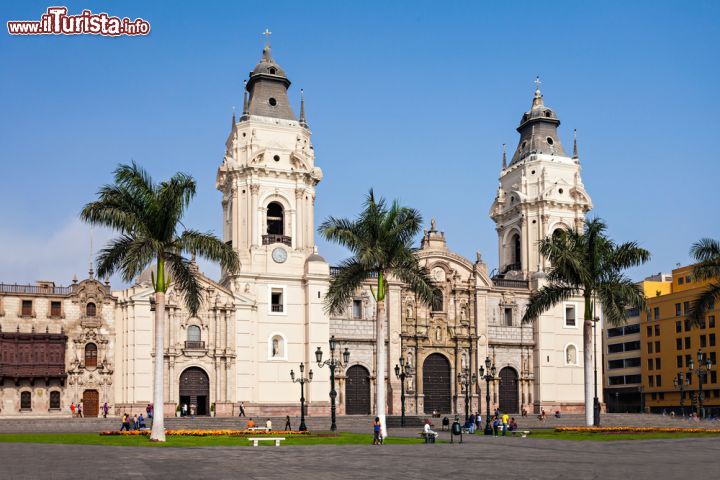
[252,45,287,78]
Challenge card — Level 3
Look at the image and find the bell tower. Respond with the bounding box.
[489,80,592,278]
[215,39,330,410]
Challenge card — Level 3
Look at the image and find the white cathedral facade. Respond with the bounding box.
[0,45,601,418]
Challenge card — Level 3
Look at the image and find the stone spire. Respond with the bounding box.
[572,129,579,159]
[231,106,236,128]
[502,143,507,169]
[299,88,307,127]
[242,80,249,118]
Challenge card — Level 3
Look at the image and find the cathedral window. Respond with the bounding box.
[84,343,98,368]
[187,325,202,348]
[20,391,31,410]
[352,299,362,319]
[267,202,284,235]
[510,233,521,270]
[564,304,577,327]
[49,391,61,410]
[50,301,62,317]
[504,308,513,326]
[21,300,32,317]
[273,155,280,162]
[269,285,286,314]
[269,67,276,74]
[546,137,554,145]
[431,289,443,312]
[268,97,277,106]
[86,302,96,317]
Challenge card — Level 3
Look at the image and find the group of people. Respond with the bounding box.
[244,416,293,431]
[490,412,518,436]
[69,402,83,417]
[180,403,197,417]
[120,413,148,431]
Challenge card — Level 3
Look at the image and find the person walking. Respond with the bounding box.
[238,402,246,417]
[372,417,383,445]
[284,415,292,431]
[138,413,146,429]
[492,415,500,437]
[146,403,153,420]
[502,412,509,436]
[120,413,130,431]
[77,403,83,418]
[133,415,139,430]
[70,402,76,417]
[102,402,109,418]
[182,403,188,417]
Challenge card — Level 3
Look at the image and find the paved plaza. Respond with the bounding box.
[0,433,719,479]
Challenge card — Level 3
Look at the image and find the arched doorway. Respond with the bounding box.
[423,353,451,414]
[83,389,99,417]
[498,367,519,413]
[345,365,370,415]
[179,367,210,416]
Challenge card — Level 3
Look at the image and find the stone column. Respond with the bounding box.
[295,188,304,250]
[250,184,260,247]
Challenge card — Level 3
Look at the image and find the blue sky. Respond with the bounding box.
[1,0,718,286]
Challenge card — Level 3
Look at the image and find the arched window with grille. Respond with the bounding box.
[86,302,96,317]
[50,391,61,410]
[20,391,31,410]
[186,325,203,349]
[266,202,284,235]
[84,343,98,368]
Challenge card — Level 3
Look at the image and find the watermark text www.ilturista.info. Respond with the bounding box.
[7,6,150,36]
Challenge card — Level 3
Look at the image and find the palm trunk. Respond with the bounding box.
[150,292,166,441]
[583,295,594,427]
[376,295,387,437]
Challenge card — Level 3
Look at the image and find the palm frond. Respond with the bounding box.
[325,258,372,316]
[176,229,240,274]
[165,252,203,316]
[687,282,720,326]
[96,235,158,283]
[522,283,578,323]
[596,276,646,326]
[691,238,720,281]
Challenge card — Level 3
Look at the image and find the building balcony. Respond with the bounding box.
[271,304,283,313]
[262,234,291,246]
[184,341,205,350]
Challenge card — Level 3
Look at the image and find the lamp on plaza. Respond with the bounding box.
[479,356,497,435]
[290,362,313,431]
[457,366,476,424]
[673,371,690,416]
[394,356,413,427]
[316,335,350,432]
[687,349,713,418]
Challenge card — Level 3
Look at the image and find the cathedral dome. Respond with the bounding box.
[251,45,287,78]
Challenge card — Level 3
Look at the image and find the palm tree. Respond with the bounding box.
[521,218,649,426]
[689,238,720,324]
[320,190,438,435]
[80,162,239,441]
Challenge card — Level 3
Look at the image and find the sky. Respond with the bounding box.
[1,0,719,287]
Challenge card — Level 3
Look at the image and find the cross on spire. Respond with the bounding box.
[262,28,272,45]
[534,76,541,91]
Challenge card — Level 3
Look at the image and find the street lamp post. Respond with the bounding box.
[457,366,477,424]
[614,391,619,413]
[290,362,313,431]
[673,371,689,416]
[316,335,350,432]
[394,356,413,427]
[479,356,497,436]
[687,350,713,418]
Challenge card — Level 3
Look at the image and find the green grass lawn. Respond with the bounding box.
[527,430,720,441]
[0,432,432,447]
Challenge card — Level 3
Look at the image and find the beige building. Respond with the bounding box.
[0,45,601,417]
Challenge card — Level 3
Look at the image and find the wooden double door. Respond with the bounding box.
[179,367,209,415]
[83,389,99,417]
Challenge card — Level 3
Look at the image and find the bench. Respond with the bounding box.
[418,432,437,443]
[248,437,286,447]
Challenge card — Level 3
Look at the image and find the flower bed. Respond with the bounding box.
[556,427,720,433]
[100,429,310,436]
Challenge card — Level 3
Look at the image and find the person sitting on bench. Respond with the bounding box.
[423,420,438,439]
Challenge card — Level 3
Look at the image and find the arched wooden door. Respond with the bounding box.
[423,353,451,414]
[83,389,99,417]
[498,367,519,413]
[345,365,370,415]
[179,367,210,416]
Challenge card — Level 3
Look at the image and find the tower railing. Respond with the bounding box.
[262,234,292,246]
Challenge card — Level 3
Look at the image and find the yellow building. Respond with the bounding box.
[641,265,719,415]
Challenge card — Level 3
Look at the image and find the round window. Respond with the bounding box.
[268,98,277,106]
[559,188,564,194]
[531,170,536,175]
[273,155,280,162]
[546,137,554,145]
